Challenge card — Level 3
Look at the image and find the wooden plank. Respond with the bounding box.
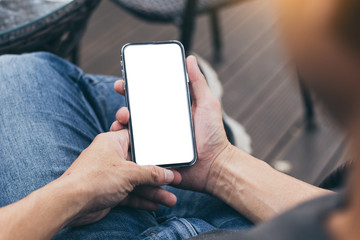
[231,63,290,122]
[269,107,345,184]
[222,38,291,122]
[241,73,302,159]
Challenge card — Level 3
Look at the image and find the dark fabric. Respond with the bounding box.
[190,193,343,240]
[319,163,349,190]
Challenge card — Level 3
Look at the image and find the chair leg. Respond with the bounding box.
[180,0,197,55]
[210,9,222,62]
[298,73,316,130]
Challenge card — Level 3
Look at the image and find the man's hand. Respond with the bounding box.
[112,55,231,193]
[60,130,181,226]
[0,130,182,240]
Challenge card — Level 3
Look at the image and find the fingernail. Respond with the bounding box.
[190,55,197,64]
[164,169,174,184]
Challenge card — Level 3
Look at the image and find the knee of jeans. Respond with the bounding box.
[0,52,81,98]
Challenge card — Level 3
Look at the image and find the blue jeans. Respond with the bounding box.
[0,52,253,239]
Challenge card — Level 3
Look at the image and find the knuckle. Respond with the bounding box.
[95,132,107,141]
[116,132,128,148]
[118,131,126,141]
[93,133,113,150]
[120,130,130,142]
[149,166,162,183]
[128,164,142,184]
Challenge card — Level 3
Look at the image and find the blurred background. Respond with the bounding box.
[0,0,346,186]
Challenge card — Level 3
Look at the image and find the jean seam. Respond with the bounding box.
[178,218,198,237]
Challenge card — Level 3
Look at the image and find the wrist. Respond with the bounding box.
[205,143,237,196]
[35,176,89,228]
[205,144,264,203]
[6,176,90,239]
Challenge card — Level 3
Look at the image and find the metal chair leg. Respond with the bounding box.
[180,0,197,55]
[298,73,316,130]
[210,9,222,62]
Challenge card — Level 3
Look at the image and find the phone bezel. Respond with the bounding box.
[121,40,197,168]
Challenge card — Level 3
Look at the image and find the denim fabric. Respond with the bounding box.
[140,187,253,239]
[0,52,253,239]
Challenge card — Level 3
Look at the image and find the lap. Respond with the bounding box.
[0,52,252,239]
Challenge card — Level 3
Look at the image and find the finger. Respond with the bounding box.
[109,120,125,132]
[109,130,130,154]
[186,55,213,105]
[133,186,177,207]
[114,80,125,96]
[115,107,130,125]
[119,194,160,211]
[168,168,182,185]
[132,165,176,186]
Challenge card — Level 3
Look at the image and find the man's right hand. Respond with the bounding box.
[60,130,181,226]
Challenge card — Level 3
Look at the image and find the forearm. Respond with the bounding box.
[0,177,86,240]
[206,145,332,223]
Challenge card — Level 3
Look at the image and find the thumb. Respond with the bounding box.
[186,55,213,105]
[133,165,175,186]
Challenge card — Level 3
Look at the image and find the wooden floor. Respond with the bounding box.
[80,0,346,185]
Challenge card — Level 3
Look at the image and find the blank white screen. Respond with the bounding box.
[123,43,195,166]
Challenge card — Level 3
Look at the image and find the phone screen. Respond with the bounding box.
[122,41,196,166]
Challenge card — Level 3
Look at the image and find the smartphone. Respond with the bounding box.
[121,41,197,167]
